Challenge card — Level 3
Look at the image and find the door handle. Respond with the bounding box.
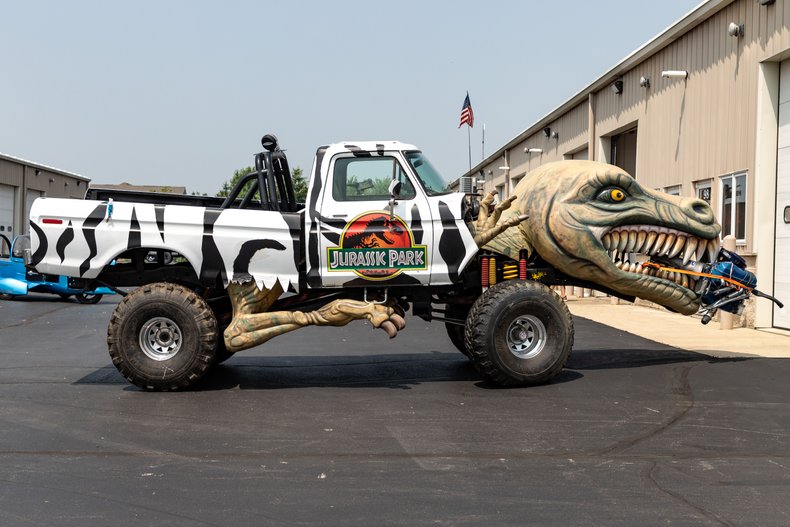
[332,214,347,218]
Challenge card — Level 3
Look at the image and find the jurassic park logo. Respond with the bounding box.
[327,212,427,280]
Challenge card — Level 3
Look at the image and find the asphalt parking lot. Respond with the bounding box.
[1,294,789,526]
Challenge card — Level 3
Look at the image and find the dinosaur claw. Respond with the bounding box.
[390,313,406,330]
[380,320,397,338]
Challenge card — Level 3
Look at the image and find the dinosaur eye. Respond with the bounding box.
[597,187,627,203]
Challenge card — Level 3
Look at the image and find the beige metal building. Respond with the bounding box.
[468,0,790,331]
[0,153,89,246]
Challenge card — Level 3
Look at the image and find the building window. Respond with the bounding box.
[720,172,746,241]
[695,180,711,203]
[665,185,681,196]
[495,184,504,203]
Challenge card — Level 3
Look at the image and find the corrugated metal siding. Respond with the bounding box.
[479,0,790,254]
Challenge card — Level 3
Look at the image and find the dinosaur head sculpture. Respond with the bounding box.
[487,160,721,315]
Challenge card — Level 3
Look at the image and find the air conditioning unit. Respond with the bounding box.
[458,176,479,195]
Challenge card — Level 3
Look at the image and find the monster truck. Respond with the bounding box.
[25,135,781,391]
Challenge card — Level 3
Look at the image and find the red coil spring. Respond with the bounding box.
[519,257,527,280]
[481,256,489,288]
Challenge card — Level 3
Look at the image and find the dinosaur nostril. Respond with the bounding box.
[688,199,712,218]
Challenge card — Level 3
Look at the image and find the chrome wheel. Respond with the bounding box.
[139,317,183,361]
[506,315,546,359]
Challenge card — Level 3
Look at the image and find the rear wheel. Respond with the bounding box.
[465,280,573,386]
[76,293,102,304]
[108,282,218,391]
[0,293,14,301]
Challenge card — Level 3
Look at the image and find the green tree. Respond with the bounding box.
[291,167,308,203]
[217,166,255,198]
[217,166,308,203]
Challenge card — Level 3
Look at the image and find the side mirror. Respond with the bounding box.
[387,180,402,218]
[388,179,402,198]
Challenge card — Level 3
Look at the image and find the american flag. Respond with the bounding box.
[458,92,474,128]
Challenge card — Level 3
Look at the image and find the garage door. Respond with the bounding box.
[774,61,790,329]
[0,184,15,240]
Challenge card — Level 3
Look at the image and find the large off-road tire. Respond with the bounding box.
[465,280,573,386]
[107,282,218,391]
[76,292,102,304]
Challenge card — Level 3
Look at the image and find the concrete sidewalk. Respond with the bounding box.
[567,297,790,358]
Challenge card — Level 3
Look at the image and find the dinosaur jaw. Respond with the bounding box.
[592,225,721,314]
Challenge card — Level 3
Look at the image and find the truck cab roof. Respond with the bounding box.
[320,141,421,156]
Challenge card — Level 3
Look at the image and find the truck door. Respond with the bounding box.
[317,153,433,287]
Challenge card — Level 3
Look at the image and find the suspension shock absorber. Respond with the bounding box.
[488,255,497,286]
[502,262,519,280]
[518,249,527,280]
[481,255,490,288]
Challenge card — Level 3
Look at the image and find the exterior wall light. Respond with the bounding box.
[543,127,551,138]
[727,22,744,37]
[610,79,623,94]
[525,148,543,154]
[661,70,688,79]
[639,76,650,88]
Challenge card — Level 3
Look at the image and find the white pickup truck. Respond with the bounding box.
[25,135,592,390]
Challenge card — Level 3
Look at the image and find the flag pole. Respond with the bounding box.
[467,125,472,173]
[482,123,485,160]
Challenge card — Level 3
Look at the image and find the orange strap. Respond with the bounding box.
[640,262,753,291]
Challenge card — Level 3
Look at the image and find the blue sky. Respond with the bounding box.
[1,1,701,195]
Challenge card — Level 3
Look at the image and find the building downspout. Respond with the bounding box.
[588,93,596,161]
[20,165,28,236]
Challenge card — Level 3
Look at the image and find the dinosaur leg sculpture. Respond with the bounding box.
[223,281,406,353]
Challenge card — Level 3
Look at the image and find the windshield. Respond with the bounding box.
[404,151,453,196]
[12,235,30,259]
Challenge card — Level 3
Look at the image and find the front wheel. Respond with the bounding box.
[107,282,218,391]
[465,280,573,386]
[76,293,102,304]
[0,293,14,301]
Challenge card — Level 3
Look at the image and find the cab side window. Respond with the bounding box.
[332,156,416,201]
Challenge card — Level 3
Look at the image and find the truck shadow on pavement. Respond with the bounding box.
[74,347,750,392]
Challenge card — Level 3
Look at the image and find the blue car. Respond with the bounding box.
[0,234,114,304]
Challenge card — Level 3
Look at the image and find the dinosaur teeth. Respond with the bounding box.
[610,232,620,252]
[708,238,720,261]
[668,235,686,258]
[652,233,666,255]
[625,231,637,253]
[660,233,677,256]
[617,231,629,253]
[636,231,647,254]
[644,232,657,254]
[602,234,612,251]
[683,237,698,265]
